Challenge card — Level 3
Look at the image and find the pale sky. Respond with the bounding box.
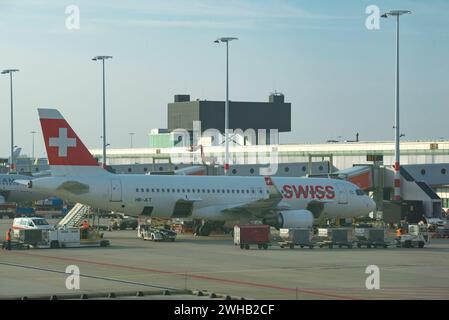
[0,0,448,158]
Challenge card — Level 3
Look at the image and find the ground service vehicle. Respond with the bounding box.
[138,224,177,242]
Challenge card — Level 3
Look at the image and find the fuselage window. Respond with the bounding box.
[197,189,201,193]
[167,189,170,193]
[252,189,255,194]
[172,189,175,192]
[217,190,220,193]
[187,189,190,193]
[202,189,205,193]
[152,188,155,192]
[177,189,180,193]
[241,190,245,194]
[182,189,185,193]
[246,190,250,193]
[212,189,215,193]
[162,189,165,192]
[136,188,139,192]
[156,188,160,192]
[232,190,235,193]
[236,190,240,194]
[141,188,145,192]
[222,189,225,193]
[146,188,149,192]
[207,189,210,193]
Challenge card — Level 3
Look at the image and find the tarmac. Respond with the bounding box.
[1,219,449,300]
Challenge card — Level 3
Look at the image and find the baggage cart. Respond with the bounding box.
[278,228,315,249]
[355,228,389,248]
[317,228,353,249]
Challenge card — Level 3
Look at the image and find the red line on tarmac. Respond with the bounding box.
[7,251,360,300]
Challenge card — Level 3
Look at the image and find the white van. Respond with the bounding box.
[12,217,53,238]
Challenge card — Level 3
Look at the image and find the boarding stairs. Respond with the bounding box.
[55,203,91,228]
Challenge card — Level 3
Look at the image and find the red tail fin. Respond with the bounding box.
[38,109,101,173]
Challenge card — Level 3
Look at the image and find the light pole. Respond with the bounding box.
[214,37,238,176]
[30,131,36,160]
[381,10,411,201]
[129,132,135,149]
[92,55,113,167]
[1,69,19,173]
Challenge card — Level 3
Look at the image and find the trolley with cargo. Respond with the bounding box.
[354,228,390,248]
[234,224,270,250]
[316,228,354,249]
[278,228,315,249]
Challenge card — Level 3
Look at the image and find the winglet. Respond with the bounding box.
[264,176,282,200]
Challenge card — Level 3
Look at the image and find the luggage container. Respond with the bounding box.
[317,228,353,249]
[330,228,354,248]
[355,228,389,248]
[279,228,314,249]
[234,224,270,250]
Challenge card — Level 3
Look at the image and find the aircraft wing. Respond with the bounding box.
[221,177,285,216]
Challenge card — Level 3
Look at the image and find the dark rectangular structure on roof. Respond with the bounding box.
[168,93,291,133]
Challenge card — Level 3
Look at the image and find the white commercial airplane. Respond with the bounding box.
[23,109,375,232]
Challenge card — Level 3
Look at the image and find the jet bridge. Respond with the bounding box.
[335,164,442,220]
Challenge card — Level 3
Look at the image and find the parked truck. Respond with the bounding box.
[234,224,270,250]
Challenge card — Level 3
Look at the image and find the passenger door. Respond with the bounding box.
[110,179,122,202]
[336,183,348,204]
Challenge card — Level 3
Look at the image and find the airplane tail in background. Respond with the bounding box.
[38,108,106,176]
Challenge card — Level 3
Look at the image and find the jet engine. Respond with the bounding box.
[263,210,314,229]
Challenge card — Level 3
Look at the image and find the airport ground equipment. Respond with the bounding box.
[108,217,138,230]
[54,203,91,228]
[316,228,354,249]
[8,228,109,249]
[138,224,176,242]
[396,224,430,248]
[234,224,270,250]
[278,228,314,249]
[433,226,449,238]
[354,228,389,248]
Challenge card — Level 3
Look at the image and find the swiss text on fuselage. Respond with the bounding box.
[282,185,335,200]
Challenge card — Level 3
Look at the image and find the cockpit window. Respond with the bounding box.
[356,189,366,196]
